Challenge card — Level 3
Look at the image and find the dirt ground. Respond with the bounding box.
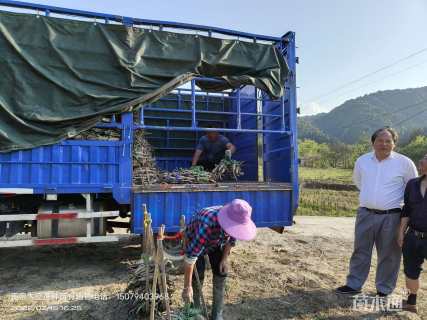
[0,216,425,320]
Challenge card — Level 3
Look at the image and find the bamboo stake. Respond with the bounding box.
[194,268,208,319]
[180,215,186,254]
[144,207,153,316]
[142,204,148,253]
[179,215,186,233]
[149,231,160,320]
[157,224,171,320]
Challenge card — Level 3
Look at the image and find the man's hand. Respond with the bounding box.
[219,259,228,276]
[397,231,405,248]
[398,217,409,248]
[181,286,193,304]
[192,149,203,167]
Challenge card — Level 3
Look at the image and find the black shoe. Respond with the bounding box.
[336,285,361,295]
[376,291,388,297]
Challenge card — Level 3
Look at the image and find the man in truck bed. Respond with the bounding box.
[191,125,236,171]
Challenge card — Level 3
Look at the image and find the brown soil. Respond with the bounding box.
[0,216,424,320]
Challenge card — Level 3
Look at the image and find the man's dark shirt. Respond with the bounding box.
[196,135,230,163]
[402,175,427,232]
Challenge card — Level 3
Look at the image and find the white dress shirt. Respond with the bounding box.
[353,151,418,210]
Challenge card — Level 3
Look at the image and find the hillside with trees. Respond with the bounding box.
[299,134,427,170]
[298,86,427,144]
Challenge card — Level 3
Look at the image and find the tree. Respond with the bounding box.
[399,135,427,163]
[329,142,352,168]
[299,139,333,168]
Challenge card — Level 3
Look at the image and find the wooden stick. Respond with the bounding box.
[194,267,209,319]
[157,268,165,312]
[143,204,146,253]
[157,225,171,320]
[145,210,153,316]
[180,214,186,250]
[146,213,154,255]
[142,204,148,253]
[149,235,160,320]
[179,215,186,232]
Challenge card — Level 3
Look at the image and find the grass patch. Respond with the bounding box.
[299,167,353,184]
[298,167,357,217]
[298,188,358,217]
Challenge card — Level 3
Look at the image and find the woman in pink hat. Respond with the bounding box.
[182,199,257,320]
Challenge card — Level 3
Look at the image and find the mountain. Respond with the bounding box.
[298,86,427,144]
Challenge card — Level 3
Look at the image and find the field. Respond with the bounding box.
[299,167,354,184]
[0,217,423,320]
[298,167,358,217]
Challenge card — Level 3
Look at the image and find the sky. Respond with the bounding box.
[5,0,427,115]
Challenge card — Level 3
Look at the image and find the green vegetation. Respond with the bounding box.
[299,134,427,170]
[299,139,370,169]
[298,167,357,217]
[298,189,358,217]
[399,135,427,163]
[299,167,353,184]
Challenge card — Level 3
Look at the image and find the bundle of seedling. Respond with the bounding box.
[211,158,244,181]
[125,207,206,320]
[125,206,174,319]
[72,127,121,140]
[169,305,205,320]
[160,166,216,184]
[133,131,161,185]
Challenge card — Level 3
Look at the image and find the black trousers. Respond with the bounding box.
[192,247,227,284]
[403,229,427,279]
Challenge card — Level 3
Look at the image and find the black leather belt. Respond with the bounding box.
[361,207,401,214]
[410,228,427,239]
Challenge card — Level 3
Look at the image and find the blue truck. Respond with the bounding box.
[0,0,298,247]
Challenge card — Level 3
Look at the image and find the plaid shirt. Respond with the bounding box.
[184,206,236,262]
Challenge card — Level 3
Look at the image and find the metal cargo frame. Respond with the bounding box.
[0,0,298,233]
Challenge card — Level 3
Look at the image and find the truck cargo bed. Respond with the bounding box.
[132,182,293,233]
[0,1,298,244]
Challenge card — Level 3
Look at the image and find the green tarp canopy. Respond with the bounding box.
[0,11,288,152]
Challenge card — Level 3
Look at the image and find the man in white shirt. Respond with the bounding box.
[336,127,418,296]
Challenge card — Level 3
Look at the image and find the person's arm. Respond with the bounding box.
[182,260,195,304]
[192,137,205,166]
[352,158,361,190]
[222,134,235,159]
[404,159,419,183]
[398,184,412,247]
[181,221,207,303]
[183,261,195,289]
[226,142,236,155]
[219,243,232,275]
[398,217,409,248]
[219,236,236,275]
[192,149,203,166]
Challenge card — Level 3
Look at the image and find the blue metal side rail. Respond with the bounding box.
[132,183,293,233]
[96,77,291,135]
[0,0,281,42]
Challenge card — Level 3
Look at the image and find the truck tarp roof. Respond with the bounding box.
[0,11,288,152]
